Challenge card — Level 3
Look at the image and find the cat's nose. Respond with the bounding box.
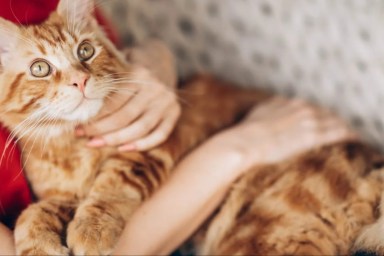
[72,73,90,93]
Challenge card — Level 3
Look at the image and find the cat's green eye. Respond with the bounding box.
[30,60,51,78]
[77,42,95,61]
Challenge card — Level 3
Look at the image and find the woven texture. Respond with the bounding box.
[101,0,384,149]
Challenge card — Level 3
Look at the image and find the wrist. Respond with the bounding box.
[202,134,253,182]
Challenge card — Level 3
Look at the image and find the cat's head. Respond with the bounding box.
[0,0,126,136]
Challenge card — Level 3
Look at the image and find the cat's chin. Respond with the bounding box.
[60,98,104,123]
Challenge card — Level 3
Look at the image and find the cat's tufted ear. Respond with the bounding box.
[0,17,19,55]
[57,0,96,27]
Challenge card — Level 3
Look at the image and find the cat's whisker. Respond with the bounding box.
[18,115,52,179]
[102,90,137,97]
[95,86,138,93]
[106,80,155,87]
[22,112,60,167]
[9,0,41,47]
[7,122,40,171]
[0,27,35,48]
[100,76,200,106]
[100,78,155,84]
[8,108,52,150]
[0,108,48,167]
[102,71,136,77]
[16,113,50,151]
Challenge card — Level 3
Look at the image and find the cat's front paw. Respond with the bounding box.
[15,224,69,256]
[67,217,123,255]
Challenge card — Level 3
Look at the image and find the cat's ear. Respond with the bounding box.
[57,0,96,26]
[0,17,19,55]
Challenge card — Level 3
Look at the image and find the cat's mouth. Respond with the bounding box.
[58,96,104,122]
[72,98,87,112]
[68,97,100,113]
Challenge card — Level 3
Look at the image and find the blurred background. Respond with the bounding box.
[101,0,384,149]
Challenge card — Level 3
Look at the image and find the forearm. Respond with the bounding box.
[0,222,15,255]
[125,40,177,89]
[113,136,247,255]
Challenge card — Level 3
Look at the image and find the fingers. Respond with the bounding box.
[93,102,167,147]
[297,109,359,151]
[246,96,288,118]
[81,87,155,136]
[87,92,180,150]
[119,105,181,151]
[76,65,181,151]
[317,115,359,142]
[246,97,315,122]
[96,89,138,119]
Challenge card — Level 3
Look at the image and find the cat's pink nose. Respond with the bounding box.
[72,74,90,93]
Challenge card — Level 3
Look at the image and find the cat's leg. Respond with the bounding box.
[67,156,158,255]
[14,199,75,255]
[66,194,140,255]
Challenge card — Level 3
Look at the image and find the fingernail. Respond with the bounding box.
[75,127,85,137]
[87,138,106,147]
[118,144,136,152]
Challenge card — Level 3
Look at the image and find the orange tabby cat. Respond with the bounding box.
[2,0,384,255]
[0,0,269,254]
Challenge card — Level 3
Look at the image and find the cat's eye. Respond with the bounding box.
[30,60,51,78]
[77,42,95,61]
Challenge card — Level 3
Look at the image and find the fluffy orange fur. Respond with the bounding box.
[2,0,384,255]
[0,1,269,254]
[194,142,384,255]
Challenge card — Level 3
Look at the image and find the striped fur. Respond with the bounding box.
[0,1,270,254]
[2,1,384,255]
[194,142,384,255]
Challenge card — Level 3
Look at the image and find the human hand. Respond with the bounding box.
[77,67,181,151]
[211,97,358,173]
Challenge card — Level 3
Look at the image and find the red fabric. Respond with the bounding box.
[0,0,120,44]
[0,0,119,227]
[0,0,58,25]
[0,126,31,228]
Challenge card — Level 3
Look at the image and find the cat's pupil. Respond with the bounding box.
[30,60,50,78]
[78,42,95,61]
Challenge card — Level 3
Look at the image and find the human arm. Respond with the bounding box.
[112,98,357,255]
[0,222,15,255]
[78,40,181,151]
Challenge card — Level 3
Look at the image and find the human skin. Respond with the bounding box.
[112,98,356,255]
[78,40,181,152]
[0,31,356,255]
[0,98,355,255]
[0,40,178,255]
[0,97,355,255]
[0,222,14,255]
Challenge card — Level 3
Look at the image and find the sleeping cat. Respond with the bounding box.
[0,0,384,255]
